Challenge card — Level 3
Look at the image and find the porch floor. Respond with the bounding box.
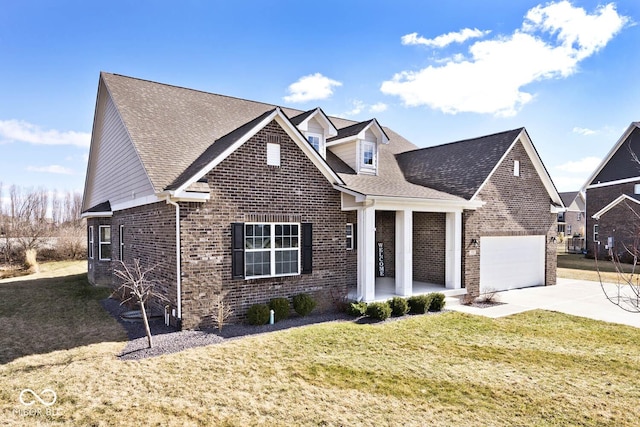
[348,277,467,302]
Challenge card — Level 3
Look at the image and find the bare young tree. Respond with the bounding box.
[211,290,234,331]
[113,259,168,348]
[596,142,640,312]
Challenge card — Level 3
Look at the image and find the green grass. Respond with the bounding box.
[558,253,637,282]
[2,266,640,425]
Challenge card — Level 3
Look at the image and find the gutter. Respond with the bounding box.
[165,197,182,322]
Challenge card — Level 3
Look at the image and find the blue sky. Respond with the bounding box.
[0,0,638,203]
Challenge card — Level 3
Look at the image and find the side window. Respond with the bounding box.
[346,223,354,250]
[119,225,124,260]
[88,226,94,259]
[593,224,599,243]
[99,225,112,260]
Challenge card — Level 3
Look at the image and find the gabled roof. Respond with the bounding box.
[559,191,579,207]
[584,122,640,189]
[592,194,640,220]
[327,118,389,145]
[396,128,524,200]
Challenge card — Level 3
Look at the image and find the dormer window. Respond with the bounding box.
[307,133,322,153]
[290,108,337,160]
[361,141,376,170]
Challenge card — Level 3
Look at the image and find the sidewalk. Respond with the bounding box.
[447,277,640,328]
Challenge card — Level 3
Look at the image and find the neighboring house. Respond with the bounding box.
[557,191,586,237]
[584,122,640,260]
[82,72,563,329]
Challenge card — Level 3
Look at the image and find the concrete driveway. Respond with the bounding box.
[447,277,640,328]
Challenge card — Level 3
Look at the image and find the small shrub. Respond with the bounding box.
[347,301,368,317]
[429,293,446,312]
[292,293,316,316]
[366,302,392,321]
[269,297,290,322]
[477,288,499,304]
[246,304,270,325]
[388,297,409,317]
[407,294,433,314]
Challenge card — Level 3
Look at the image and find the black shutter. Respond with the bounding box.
[231,223,244,279]
[302,222,313,274]
[353,223,357,250]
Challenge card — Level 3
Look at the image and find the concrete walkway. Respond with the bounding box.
[447,277,640,328]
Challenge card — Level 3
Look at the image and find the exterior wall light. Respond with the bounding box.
[470,238,479,248]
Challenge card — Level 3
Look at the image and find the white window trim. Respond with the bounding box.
[306,132,325,158]
[245,222,301,279]
[593,224,599,243]
[99,225,111,261]
[346,223,354,250]
[361,140,376,172]
[514,160,520,177]
[119,224,124,260]
[88,226,94,259]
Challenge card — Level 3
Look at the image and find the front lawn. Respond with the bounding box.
[1,267,640,426]
[558,253,636,282]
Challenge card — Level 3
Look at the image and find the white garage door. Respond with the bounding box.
[480,235,545,293]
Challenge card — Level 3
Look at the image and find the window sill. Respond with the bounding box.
[245,272,300,280]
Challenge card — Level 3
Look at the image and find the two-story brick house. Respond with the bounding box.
[82,73,562,329]
[584,122,640,261]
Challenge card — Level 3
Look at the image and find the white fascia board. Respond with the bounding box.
[592,194,640,220]
[550,204,566,214]
[81,211,113,219]
[581,122,639,192]
[369,196,483,212]
[326,136,355,147]
[273,113,344,185]
[586,176,640,189]
[297,108,338,137]
[171,192,210,202]
[470,129,564,207]
[173,109,279,194]
[110,194,162,212]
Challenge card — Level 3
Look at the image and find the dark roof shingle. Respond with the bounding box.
[395,128,524,200]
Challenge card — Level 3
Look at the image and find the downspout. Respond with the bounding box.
[165,197,182,322]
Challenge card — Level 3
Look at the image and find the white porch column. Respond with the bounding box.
[445,211,463,289]
[395,209,413,296]
[357,205,376,301]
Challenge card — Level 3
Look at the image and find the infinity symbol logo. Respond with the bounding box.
[19,389,57,407]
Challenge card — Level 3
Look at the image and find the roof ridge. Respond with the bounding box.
[401,127,524,154]
[101,71,361,128]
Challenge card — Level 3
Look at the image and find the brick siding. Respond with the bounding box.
[178,120,350,329]
[586,182,640,259]
[462,141,557,296]
[87,217,113,286]
[413,212,446,284]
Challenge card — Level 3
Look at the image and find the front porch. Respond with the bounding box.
[348,277,467,302]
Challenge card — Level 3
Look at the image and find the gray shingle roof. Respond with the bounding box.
[100,73,529,204]
[86,201,111,213]
[559,191,579,207]
[395,128,524,200]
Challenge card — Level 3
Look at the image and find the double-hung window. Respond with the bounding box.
[307,134,321,152]
[593,224,599,243]
[346,223,354,250]
[361,141,375,169]
[88,226,94,259]
[99,225,111,260]
[245,223,300,278]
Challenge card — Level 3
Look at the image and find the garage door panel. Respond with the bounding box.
[480,236,545,292]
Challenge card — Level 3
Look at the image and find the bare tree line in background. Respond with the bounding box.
[0,182,86,269]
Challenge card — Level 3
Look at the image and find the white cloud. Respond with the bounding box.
[369,102,388,113]
[552,175,590,192]
[283,73,342,103]
[26,165,74,175]
[555,156,602,173]
[336,100,388,118]
[382,1,629,117]
[572,126,596,136]
[0,119,90,147]
[401,28,490,48]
